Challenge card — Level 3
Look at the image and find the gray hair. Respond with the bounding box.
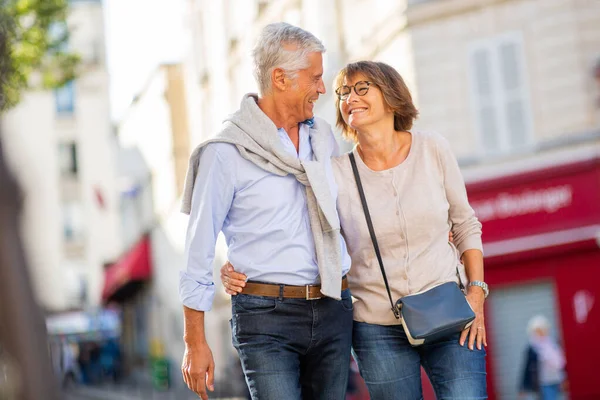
[252,22,326,95]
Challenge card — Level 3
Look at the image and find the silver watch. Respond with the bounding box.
[468,281,489,298]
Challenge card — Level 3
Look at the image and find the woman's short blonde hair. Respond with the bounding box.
[334,61,419,142]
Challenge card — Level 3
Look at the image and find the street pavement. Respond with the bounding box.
[63,384,246,400]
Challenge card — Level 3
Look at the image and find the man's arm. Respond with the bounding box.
[180,144,235,398]
[181,307,214,399]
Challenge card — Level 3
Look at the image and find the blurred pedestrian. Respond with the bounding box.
[100,338,121,382]
[77,343,91,385]
[519,315,567,400]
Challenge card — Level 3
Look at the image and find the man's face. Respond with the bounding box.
[284,52,326,122]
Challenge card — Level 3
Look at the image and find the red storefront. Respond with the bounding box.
[101,235,153,378]
[466,157,600,400]
[102,235,152,303]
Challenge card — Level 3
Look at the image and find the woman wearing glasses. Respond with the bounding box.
[223,61,488,399]
[330,61,487,399]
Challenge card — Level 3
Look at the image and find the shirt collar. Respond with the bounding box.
[301,118,315,128]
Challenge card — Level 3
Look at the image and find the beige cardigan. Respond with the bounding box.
[332,131,483,325]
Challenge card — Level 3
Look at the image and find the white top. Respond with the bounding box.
[332,131,483,325]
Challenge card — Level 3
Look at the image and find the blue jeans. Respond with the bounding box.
[540,383,561,400]
[231,288,354,400]
[352,321,487,400]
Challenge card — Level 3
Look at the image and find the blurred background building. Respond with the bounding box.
[1,0,599,399]
[406,1,600,399]
[2,0,118,313]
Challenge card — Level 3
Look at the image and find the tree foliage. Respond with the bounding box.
[0,0,80,110]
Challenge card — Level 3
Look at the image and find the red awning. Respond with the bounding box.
[102,236,152,302]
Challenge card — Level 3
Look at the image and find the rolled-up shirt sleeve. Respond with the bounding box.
[180,144,234,311]
[436,136,483,256]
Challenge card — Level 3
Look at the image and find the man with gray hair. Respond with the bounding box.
[179,22,353,400]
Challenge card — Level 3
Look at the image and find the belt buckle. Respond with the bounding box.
[305,285,321,300]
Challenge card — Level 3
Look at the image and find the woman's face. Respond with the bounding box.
[339,73,391,132]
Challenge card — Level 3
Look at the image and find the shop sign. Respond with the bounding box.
[467,163,600,242]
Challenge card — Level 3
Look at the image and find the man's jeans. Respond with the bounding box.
[231,288,353,400]
[352,321,487,400]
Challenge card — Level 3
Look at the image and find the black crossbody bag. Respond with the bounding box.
[349,153,475,346]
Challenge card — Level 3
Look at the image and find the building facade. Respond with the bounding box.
[1,0,120,312]
[406,0,600,399]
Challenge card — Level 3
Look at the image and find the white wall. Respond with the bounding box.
[408,0,600,162]
[76,69,120,306]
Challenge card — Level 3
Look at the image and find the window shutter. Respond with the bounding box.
[498,38,530,149]
[468,32,532,154]
[470,46,501,152]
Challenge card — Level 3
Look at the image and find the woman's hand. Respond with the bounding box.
[460,286,487,350]
[220,261,247,295]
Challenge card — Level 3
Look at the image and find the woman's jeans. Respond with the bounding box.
[231,288,354,400]
[352,321,487,400]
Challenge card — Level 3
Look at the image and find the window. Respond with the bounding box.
[62,202,84,241]
[468,32,533,154]
[58,142,78,176]
[55,81,75,115]
[48,22,68,52]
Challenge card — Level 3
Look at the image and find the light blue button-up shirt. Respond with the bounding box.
[180,123,352,311]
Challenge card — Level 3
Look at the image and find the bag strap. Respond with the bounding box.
[349,153,400,319]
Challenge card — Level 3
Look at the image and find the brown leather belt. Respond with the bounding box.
[241,276,348,300]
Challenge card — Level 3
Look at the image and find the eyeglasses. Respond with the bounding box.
[335,81,373,101]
